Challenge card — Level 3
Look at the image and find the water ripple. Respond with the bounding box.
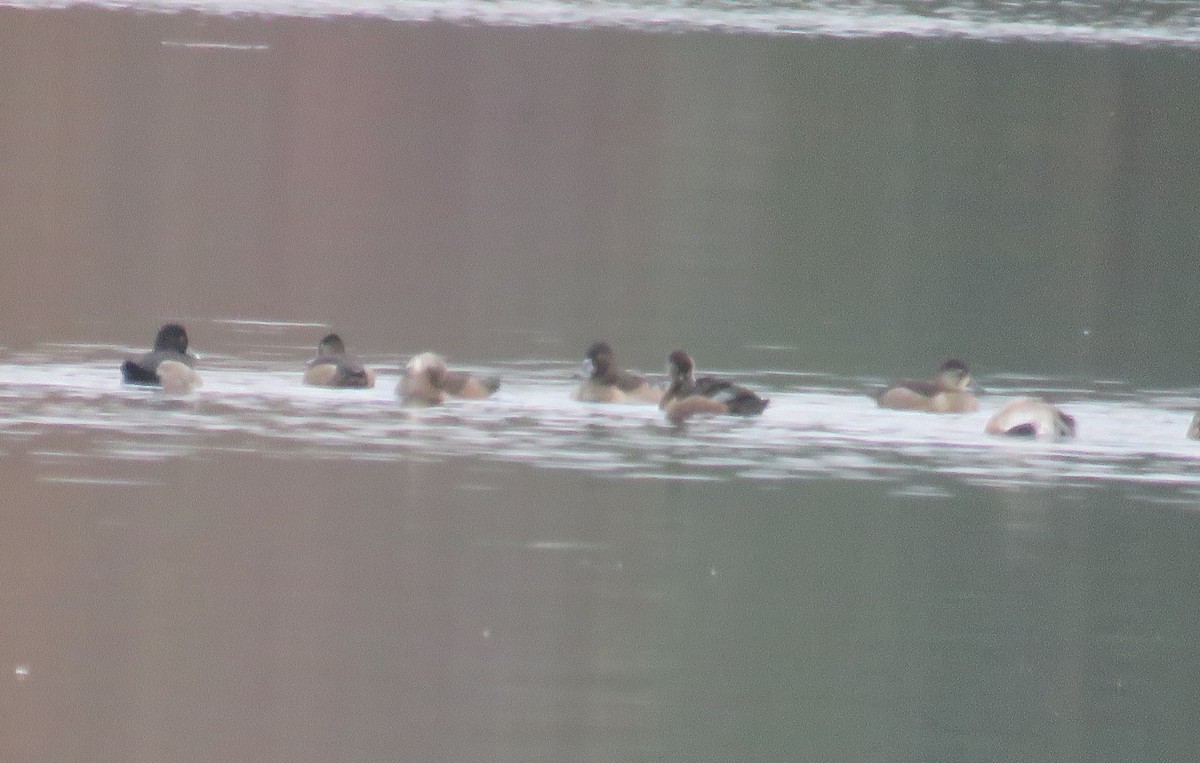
[2,353,1200,503]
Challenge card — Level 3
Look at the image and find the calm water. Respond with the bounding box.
[4,1,1200,761]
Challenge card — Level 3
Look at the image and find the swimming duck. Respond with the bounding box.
[303,333,376,388]
[1187,412,1200,440]
[660,350,768,425]
[875,358,979,413]
[121,323,202,393]
[397,352,500,406]
[985,397,1076,438]
[571,341,662,404]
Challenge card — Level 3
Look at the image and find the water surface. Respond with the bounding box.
[4,340,1200,495]
[4,2,1200,761]
[7,0,1200,45]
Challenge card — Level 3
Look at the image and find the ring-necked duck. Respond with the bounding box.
[397,352,500,406]
[303,333,376,388]
[660,350,769,425]
[121,323,202,393]
[985,397,1076,438]
[571,341,663,404]
[875,358,979,413]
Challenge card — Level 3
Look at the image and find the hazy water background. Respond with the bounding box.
[3,1,1200,761]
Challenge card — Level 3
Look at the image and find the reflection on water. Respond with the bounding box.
[7,343,1200,760]
[4,1,1200,759]
[4,340,1200,504]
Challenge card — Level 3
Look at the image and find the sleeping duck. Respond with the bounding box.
[398,352,500,406]
[985,397,1076,438]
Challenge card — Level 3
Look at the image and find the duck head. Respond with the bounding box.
[317,333,347,357]
[153,323,190,354]
[666,350,695,384]
[580,341,615,379]
[937,358,972,391]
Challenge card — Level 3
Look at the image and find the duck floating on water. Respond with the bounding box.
[571,341,662,404]
[985,397,1076,438]
[875,358,979,413]
[660,350,768,426]
[121,323,201,394]
[303,333,376,388]
[398,352,500,406]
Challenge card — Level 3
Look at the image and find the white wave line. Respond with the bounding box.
[211,318,327,327]
[161,39,270,50]
[3,1,1198,46]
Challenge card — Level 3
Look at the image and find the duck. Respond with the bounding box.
[397,352,500,406]
[303,333,376,388]
[875,358,979,413]
[121,323,202,393]
[985,397,1076,438]
[660,350,769,425]
[571,341,662,404]
[1187,412,1200,440]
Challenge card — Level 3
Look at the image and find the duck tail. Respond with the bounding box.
[1055,411,1077,438]
[121,360,158,385]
